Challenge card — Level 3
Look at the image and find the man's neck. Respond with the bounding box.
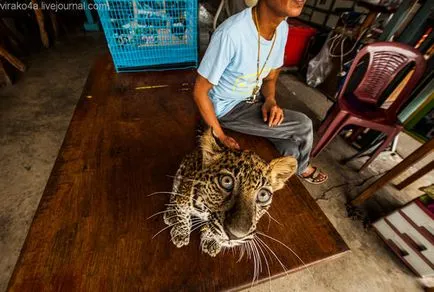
[255,2,285,40]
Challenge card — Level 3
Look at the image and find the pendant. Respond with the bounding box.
[246,85,260,104]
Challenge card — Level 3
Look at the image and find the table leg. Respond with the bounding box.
[351,138,434,205]
[32,0,49,48]
[0,45,26,72]
[0,60,12,86]
[82,0,100,32]
[49,12,59,38]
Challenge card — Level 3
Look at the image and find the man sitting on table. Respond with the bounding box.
[193,0,328,184]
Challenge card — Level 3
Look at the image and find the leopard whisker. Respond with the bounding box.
[213,228,223,237]
[190,222,207,233]
[247,241,255,287]
[149,192,209,209]
[251,239,262,285]
[166,174,207,185]
[147,191,180,197]
[254,239,263,281]
[152,222,180,239]
[146,209,175,220]
[237,244,245,263]
[250,241,261,284]
[200,237,206,252]
[264,210,283,226]
[149,189,212,215]
[254,236,273,265]
[164,203,203,212]
[266,211,271,232]
[242,244,247,261]
[148,191,204,206]
[256,236,289,276]
[254,237,271,292]
[167,219,201,243]
[190,219,208,231]
[170,194,212,212]
[246,241,252,260]
[257,232,315,282]
[159,214,185,223]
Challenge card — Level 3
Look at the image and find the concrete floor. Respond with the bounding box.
[0,33,105,292]
[1,30,433,292]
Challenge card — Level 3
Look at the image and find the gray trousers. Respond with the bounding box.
[219,100,313,174]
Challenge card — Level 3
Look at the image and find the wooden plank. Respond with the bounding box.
[49,12,59,39]
[0,45,26,72]
[32,0,49,48]
[0,60,12,87]
[352,138,434,206]
[8,55,349,291]
[396,160,434,190]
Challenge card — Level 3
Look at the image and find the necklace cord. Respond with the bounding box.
[253,7,277,84]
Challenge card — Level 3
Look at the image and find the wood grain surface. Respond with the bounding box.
[8,55,349,292]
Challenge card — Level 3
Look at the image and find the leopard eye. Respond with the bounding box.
[218,174,234,191]
[257,189,272,204]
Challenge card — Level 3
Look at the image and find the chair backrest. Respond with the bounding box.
[337,42,426,120]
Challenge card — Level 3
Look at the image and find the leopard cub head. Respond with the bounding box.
[196,129,297,247]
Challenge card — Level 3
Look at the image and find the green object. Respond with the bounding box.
[404,96,434,143]
[419,194,430,205]
[420,185,434,200]
[379,0,414,41]
[400,78,434,123]
[82,0,100,32]
[397,0,434,45]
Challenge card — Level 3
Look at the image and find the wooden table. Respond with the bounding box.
[8,56,349,291]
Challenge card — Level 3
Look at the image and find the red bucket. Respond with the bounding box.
[284,19,317,67]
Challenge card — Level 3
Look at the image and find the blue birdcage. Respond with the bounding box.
[95,0,198,72]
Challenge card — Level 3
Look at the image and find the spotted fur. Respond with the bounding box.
[164,129,297,257]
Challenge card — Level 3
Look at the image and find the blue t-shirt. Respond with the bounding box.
[198,7,289,118]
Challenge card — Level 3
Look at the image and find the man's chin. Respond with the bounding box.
[286,8,303,17]
[285,0,305,17]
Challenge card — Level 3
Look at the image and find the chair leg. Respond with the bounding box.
[359,131,397,172]
[341,134,385,164]
[311,112,348,158]
[316,104,340,138]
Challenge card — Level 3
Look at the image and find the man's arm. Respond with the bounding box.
[193,74,240,149]
[262,68,280,102]
[261,68,284,127]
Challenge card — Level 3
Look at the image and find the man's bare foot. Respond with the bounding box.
[300,165,328,184]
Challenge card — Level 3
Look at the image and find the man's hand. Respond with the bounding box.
[218,134,240,150]
[261,99,284,127]
[194,75,239,150]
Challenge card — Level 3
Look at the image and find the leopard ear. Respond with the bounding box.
[268,156,297,191]
[200,128,224,166]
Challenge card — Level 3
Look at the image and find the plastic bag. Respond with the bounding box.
[306,37,332,88]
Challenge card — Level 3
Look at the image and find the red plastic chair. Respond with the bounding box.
[311,42,426,171]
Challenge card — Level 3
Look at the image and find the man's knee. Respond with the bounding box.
[296,112,313,133]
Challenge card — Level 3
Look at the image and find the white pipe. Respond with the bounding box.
[213,0,225,31]
[224,0,231,18]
